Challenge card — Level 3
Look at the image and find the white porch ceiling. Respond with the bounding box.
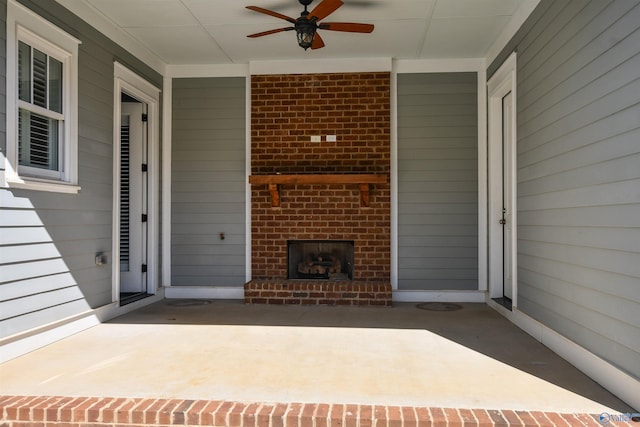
[56,0,536,68]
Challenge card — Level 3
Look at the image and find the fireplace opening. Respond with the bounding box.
[288,240,354,280]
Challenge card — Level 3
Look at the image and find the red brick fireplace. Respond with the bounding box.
[245,72,392,305]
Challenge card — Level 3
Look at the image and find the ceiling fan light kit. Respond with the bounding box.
[246,0,374,50]
[295,15,317,50]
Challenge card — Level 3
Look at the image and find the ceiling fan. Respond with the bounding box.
[246,0,374,50]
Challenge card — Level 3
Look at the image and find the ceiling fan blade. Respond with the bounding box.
[319,22,374,33]
[308,0,344,21]
[246,6,296,24]
[311,33,325,50]
[247,27,294,38]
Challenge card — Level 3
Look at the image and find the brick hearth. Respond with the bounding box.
[248,72,391,305]
[244,280,392,306]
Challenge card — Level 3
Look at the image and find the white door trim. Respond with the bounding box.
[162,76,173,287]
[112,62,161,302]
[487,52,518,305]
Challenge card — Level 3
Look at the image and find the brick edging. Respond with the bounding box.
[1,395,630,426]
[245,279,393,306]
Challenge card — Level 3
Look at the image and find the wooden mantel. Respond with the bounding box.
[248,174,387,208]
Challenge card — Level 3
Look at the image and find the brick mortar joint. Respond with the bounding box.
[0,396,611,427]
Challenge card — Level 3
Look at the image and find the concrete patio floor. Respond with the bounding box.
[0,300,634,417]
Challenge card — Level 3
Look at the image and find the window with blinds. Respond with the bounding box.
[17,40,64,174]
[6,1,80,192]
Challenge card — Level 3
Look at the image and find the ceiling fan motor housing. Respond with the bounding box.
[246,0,373,50]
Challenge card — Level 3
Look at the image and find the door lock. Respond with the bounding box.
[499,218,506,225]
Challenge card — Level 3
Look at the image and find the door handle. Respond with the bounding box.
[499,218,506,225]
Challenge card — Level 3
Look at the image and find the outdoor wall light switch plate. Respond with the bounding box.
[310,135,321,143]
[326,135,337,142]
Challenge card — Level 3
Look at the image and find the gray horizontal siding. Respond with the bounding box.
[0,0,5,158]
[397,73,478,291]
[490,0,640,379]
[0,0,162,338]
[171,77,246,287]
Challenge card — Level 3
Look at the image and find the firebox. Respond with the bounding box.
[288,240,354,280]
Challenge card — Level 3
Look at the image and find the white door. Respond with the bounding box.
[488,52,517,307]
[119,100,148,293]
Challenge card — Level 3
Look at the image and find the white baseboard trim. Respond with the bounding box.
[487,299,640,411]
[0,290,164,363]
[392,290,486,303]
[164,286,244,300]
[0,311,103,363]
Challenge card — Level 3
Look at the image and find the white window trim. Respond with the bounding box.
[4,0,81,193]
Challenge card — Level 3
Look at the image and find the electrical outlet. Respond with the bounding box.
[310,135,321,143]
[95,253,108,266]
[326,135,337,142]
